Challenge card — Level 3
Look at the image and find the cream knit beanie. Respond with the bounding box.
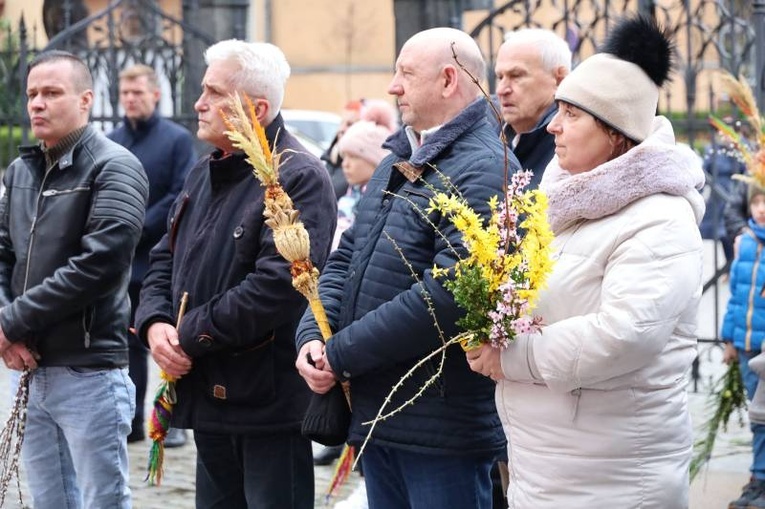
[555,15,673,143]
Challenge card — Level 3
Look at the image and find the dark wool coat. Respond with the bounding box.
[136,114,337,433]
[501,103,558,190]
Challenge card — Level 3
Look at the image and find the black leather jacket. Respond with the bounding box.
[0,125,148,367]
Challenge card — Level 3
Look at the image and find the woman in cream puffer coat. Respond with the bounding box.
[467,16,706,509]
[494,117,703,508]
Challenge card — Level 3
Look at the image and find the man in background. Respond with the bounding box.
[108,63,196,447]
[495,28,571,186]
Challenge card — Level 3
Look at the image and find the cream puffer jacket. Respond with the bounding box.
[497,117,705,508]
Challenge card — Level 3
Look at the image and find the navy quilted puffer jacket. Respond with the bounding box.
[296,100,514,456]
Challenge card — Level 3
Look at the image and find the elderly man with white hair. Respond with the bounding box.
[495,28,571,188]
[135,40,337,508]
[296,27,512,509]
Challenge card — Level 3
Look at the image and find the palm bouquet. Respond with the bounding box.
[220,92,354,500]
[356,168,554,462]
[429,169,554,351]
[709,73,765,189]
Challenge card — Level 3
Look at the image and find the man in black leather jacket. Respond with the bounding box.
[0,50,148,508]
[135,40,336,508]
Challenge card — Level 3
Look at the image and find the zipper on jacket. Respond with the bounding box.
[22,169,56,292]
[82,307,94,348]
[41,186,89,197]
[745,242,763,352]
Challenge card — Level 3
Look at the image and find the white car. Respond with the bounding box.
[281,109,341,152]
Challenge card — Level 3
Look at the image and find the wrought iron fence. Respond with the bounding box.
[0,0,214,161]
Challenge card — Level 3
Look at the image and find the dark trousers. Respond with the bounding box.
[128,282,148,431]
[195,430,314,509]
[360,443,493,509]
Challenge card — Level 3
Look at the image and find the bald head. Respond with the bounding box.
[405,28,486,85]
[389,28,486,131]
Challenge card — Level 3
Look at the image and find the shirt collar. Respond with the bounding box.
[405,124,442,154]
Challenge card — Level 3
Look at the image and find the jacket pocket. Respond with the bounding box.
[198,334,276,405]
[169,193,190,254]
[400,187,437,231]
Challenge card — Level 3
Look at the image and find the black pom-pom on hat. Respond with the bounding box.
[600,14,673,87]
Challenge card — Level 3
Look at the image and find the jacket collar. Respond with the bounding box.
[122,110,161,136]
[501,102,557,141]
[208,113,287,185]
[384,99,487,168]
[20,124,96,172]
[264,112,285,151]
[542,116,706,233]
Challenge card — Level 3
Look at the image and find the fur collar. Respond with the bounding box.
[540,116,705,233]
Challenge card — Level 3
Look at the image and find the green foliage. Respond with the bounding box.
[689,361,748,481]
[444,264,492,339]
[0,18,24,120]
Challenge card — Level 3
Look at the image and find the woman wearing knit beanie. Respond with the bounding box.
[332,120,393,250]
[466,15,705,507]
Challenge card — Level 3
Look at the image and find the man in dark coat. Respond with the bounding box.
[296,28,510,509]
[108,63,196,446]
[135,40,336,508]
[495,28,571,188]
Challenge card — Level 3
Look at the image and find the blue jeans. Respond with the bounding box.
[739,350,765,480]
[22,366,134,509]
[360,443,494,509]
[194,430,314,509]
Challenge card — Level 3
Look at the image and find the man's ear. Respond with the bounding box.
[255,98,271,125]
[80,89,94,113]
[442,65,459,97]
[554,66,568,85]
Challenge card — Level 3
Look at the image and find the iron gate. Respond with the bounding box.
[0,0,215,164]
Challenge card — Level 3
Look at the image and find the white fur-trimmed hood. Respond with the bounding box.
[540,116,705,233]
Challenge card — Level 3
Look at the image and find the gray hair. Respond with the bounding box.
[503,28,572,73]
[204,40,291,123]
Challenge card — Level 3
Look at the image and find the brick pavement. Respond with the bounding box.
[1,366,747,509]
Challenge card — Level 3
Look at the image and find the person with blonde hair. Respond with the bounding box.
[108,62,196,447]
